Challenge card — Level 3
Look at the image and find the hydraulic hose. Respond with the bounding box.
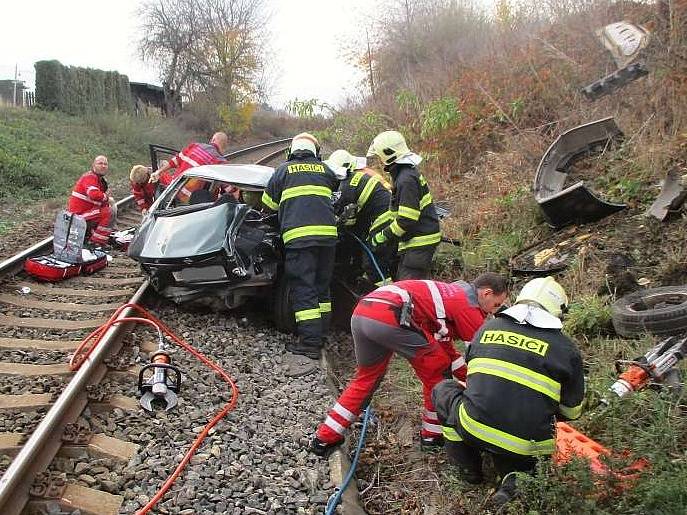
[70,303,239,515]
[325,232,387,514]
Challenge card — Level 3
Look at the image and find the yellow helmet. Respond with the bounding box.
[367,130,410,166]
[129,165,150,184]
[325,149,356,177]
[515,276,568,318]
[290,132,320,158]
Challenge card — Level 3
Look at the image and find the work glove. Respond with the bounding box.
[368,230,388,249]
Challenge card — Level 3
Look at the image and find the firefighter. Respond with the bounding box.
[262,132,339,359]
[311,273,508,455]
[325,149,394,285]
[149,132,229,188]
[129,165,156,214]
[67,155,115,246]
[432,276,584,509]
[366,131,441,279]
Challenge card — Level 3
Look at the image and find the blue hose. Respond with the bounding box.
[325,233,387,514]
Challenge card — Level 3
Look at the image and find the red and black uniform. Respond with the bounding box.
[159,142,227,187]
[131,181,156,211]
[316,280,488,445]
[67,170,113,245]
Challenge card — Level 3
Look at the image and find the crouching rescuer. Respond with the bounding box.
[67,155,116,246]
[262,133,339,359]
[312,274,508,456]
[432,277,585,509]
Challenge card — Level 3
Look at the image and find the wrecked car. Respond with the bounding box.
[127,162,374,331]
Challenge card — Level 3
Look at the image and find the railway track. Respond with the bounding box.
[0,139,316,515]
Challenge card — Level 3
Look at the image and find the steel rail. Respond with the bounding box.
[255,146,289,165]
[0,195,135,279]
[0,280,150,514]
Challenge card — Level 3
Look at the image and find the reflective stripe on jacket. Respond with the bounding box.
[386,163,440,251]
[262,152,339,248]
[131,181,156,210]
[337,168,392,236]
[453,315,585,456]
[68,171,108,214]
[161,142,227,186]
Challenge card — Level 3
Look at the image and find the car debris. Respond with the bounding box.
[596,21,650,68]
[534,117,626,228]
[647,168,687,221]
[582,62,649,101]
[510,228,595,275]
[582,22,651,101]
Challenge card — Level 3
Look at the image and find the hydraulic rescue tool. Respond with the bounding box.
[138,337,182,411]
[555,334,686,485]
[608,334,686,399]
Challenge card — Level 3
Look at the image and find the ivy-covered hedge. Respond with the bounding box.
[35,60,133,115]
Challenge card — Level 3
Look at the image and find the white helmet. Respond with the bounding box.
[367,130,411,166]
[324,149,356,179]
[290,132,320,158]
[515,276,568,318]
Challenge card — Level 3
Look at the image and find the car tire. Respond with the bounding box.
[611,285,687,337]
[273,274,296,334]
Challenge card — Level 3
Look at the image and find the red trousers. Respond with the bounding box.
[79,205,113,245]
[316,312,454,444]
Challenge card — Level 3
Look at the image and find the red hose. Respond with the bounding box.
[70,302,239,514]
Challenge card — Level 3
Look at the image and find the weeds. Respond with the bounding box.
[564,295,613,339]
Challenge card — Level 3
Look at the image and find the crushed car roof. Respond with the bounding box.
[182,164,274,187]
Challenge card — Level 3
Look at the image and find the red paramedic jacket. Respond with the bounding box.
[355,280,488,370]
[131,181,157,211]
[159,142,228,187]
[67,171,108,213]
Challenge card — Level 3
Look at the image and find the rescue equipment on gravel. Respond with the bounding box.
[68,302,238,515]
[24,211,108,282]
[138,345,182,411]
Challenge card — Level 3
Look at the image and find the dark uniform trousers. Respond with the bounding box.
[432,380,537,479]
[396,245,437,280]
[285,246,336,347]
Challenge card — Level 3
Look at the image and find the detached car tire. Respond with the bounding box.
[611,285,687,337]
[273,274,296,334]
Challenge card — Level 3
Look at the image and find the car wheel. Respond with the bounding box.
[611,285,687,337]
[273,274,295,334]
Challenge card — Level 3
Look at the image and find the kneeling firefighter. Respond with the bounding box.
[262,133,339,359]
[432,277,585,509]
[325,149,394,284]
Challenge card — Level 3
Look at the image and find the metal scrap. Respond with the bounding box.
[647,169,687,221]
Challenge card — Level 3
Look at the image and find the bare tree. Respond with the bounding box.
[137,0,271,115]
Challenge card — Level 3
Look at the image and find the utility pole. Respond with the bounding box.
[12,64,18,107]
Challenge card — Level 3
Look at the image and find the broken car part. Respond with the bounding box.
[611,285,687,337]
[582,62,649,101]
[596,21,650,69]
[534,117,626,228]
[647,168,687,221]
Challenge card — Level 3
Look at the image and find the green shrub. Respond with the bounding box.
[564,295,613,338]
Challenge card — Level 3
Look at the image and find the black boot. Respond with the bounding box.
[419,432,444,451]
[310,435,342,457]
[445,440,483,484]
[487,472,518,509]
[285,340,321,359]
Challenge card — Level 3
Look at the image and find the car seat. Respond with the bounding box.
[189,189,213,205]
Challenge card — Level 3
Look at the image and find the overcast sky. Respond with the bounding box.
[0,0,375,109]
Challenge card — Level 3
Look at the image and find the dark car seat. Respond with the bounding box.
[189,189,213,205]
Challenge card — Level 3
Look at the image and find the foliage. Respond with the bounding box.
[34,60,133,115]
[285,98,334,119]
[0,106,198,203]
[218,102,257,138]
[137,0,271,116]
[564,295,613,339]
[420,97,461,138]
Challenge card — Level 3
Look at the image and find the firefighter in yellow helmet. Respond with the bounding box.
[431,276,585,509]
[325,149,394,285]
[366,131,441,279]
[262,133,339,359]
